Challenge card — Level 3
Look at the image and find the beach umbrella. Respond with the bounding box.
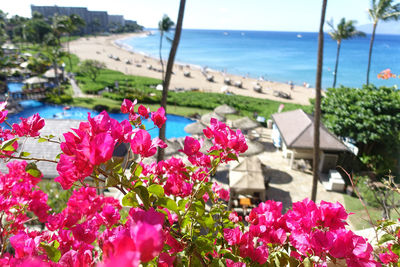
[242,139,264,157]
[232,117,259,131]
[184,121,208,135]
[201,112,226,124]
[214,104,237,115]
[43,68,63,78]
[23,76,48,84]
[229,155,266,201]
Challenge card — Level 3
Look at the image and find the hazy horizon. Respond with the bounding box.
[1,0,374,32]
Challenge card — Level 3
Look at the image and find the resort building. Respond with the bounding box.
[30,5,128,34]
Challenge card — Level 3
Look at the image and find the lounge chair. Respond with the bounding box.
[234,80,242,88]
[224,77,231,85]
[253,83,262,93]
[206,74,214,82]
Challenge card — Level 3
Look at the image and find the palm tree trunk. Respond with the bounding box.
[332,40,341,88]
[53,60,60,95]
[157,0,186,162]
[159,32,164,81]
[366,22,377,86]
[311,0,328,202]
[67,34,72,72]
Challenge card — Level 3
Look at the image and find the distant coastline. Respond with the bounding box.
[118,29,400,89]
[69,33,317,106]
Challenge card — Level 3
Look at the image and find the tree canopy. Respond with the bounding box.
[321,85,400,174]
[79,59,106,82]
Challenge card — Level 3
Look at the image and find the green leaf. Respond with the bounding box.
[227,153,238,161]
[134,185,150,209]
[40,241,61,262]
[134,164,143,177]
[122,191,137,207]
[391,244,400,255]
[178,199,189,211]
[148,184,164,198]
[191,200,205,216]
[25,162,42,178]
[37,137,47,143]
[20,151,31,157]
[208,149,222,156]
[157,197,178,213]
[1,138,17,152]
[105,175,119,187]
[379,233,396,245]
[194,236,213,253]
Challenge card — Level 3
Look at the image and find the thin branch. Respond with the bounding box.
[0,153,58,164]
[338,166,379,242]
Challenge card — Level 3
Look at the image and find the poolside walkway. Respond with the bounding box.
[69,76,84,97]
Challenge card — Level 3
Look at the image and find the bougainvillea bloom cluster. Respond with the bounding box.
[0,100,389,266]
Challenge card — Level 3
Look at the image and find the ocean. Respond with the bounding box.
[118,29,400,89]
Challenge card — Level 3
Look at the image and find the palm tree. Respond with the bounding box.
[158,15,175,81]
[157,0,186,162]
[328,18,365,88]
[366,0,400,85]
[311,0,328,202]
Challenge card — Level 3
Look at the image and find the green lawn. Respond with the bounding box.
[75,68,160,94]
[343,194,399,230]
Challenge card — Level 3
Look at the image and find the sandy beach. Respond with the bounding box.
[68,33,316,106]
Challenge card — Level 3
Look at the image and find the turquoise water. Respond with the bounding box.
[7,82,23,93]
[3,101,194,139]
[119,29,400,89]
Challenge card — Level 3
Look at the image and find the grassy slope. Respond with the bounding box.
[343,194,399,230]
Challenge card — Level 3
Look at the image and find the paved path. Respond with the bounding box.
[69,77,84,97]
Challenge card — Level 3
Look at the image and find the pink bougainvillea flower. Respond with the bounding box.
[212,182,230,201]
[121,99,137,114]
[130,221,164,262]
[229,211,242,223]
[379,244,399,264]
[180,136,202,156]
[0,101,8,124]
[151,107,166,128]
[130,129,166,158]
[226,259,247,267]
[89,132,116,165]
[138,105,150,119]
[12,113,45,137]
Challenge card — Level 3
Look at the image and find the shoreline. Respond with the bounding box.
[68,32,316,106]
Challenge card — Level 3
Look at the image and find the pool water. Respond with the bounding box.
[3,101,194,139]
[7,82,24,93]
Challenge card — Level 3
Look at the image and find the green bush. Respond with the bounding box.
[45,93,73,104]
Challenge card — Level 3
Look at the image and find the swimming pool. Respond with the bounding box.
[7,82,24,93]
[3,100,194,139]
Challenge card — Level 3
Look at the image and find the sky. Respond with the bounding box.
[0,0,373,32]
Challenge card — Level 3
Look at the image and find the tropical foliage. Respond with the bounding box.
[78,59,106,82]
[321,85,400,175]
